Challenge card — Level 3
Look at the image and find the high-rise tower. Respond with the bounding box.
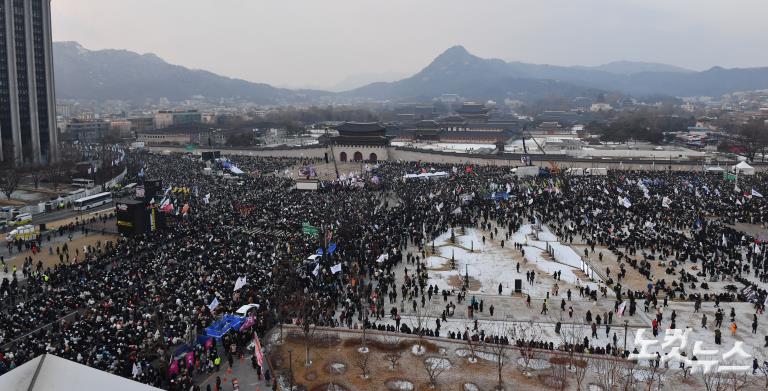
[0,0,57,166]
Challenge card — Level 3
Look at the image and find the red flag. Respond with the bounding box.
[185,351,194,369]
[254,333,264,368]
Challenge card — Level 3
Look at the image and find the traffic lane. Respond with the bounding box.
[32,204,115,226]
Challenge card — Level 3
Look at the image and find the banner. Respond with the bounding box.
[331,263,342,274]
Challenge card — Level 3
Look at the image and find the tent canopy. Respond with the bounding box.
[733,161,755,175]
[0,354,161,391]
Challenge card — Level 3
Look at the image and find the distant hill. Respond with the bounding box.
[345,46,768,100]
[53,41,327,104]
[578,61,693,75]
[53,42,768,104]
[344,46,605,101]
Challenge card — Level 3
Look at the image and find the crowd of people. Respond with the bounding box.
[0,152,766,389]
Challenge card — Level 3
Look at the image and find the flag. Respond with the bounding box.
[168,360,179,376]
[621,197,632,208]
[452,207,463,214]
[722,234,727,247]
[203,194,210,204]
[160,199,174,213]
[617,301,627,317]
[254,333,264,368]
[528,198,534,205]
[233,276,247,291]
[312,264,320,276]
[752,189,763,198]
[132,362,142,378]
[208,297,220,312]
[661,197,672,208]
[239,315,256,331]
[185,351,195,369]
[330,263,342,274]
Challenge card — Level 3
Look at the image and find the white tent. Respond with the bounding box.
[0,354,162,391]
[733,161,755,176]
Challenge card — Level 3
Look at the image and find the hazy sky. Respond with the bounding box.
[52,0,768,90]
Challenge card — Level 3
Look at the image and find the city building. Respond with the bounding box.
[64,119,111,143]
[137,132,192,146]
[0,0,58,165]
[153,109,202,129]
[128,117,155,133]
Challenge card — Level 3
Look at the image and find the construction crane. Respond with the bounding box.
[521,131,546,166]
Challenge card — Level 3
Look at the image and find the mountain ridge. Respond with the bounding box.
[53,42,768,104]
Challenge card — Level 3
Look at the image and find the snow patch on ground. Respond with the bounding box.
[425,357,452,370]
[386,379,414,391]
[411,344,426,355]
[517,358,551,370]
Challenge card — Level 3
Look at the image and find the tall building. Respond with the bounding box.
[0,0,58,166]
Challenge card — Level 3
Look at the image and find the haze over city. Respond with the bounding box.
[52,0,768,90]
[2,1,768,391]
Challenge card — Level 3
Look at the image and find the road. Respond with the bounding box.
[31,204,115,226]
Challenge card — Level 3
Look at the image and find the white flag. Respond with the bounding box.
[661,197,672,208]
[312,264,320,277]
[233,276,247,291]
[132,362,142,378]
[330,263,342,274]
[203,194,210,204]
[208,297,220,312]
[452,207,463,215]
[751,189,763,198]
[617,301,627,317]
[722,234,727,247]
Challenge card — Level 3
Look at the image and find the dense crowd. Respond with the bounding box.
[0,153,766,389]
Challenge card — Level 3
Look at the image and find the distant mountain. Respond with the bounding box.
[578,61,693,75]
[346,46,768,100]
[53,41,327,104]
[53,42,768,105]
[344,46,604,101]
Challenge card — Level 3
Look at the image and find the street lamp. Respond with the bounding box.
[287,347,294,391]
[623,320,629,356]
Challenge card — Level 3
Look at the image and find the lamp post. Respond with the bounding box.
[623,320,629,356]
[287,347,294,391]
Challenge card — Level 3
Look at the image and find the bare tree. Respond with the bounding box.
[421,356,450,389]
[593,358,626,391]
[700,370,728,391]
[28,165,43,189]
[756,355,768,388]
[722,370,753,391]
[510,320,543,376]
[409,303,433,355]
[352,350,371,380]
[572,355,590,391]
[618,361,639,391]
[487,323,512,390]
[639,362,667,391]
[0,168,22,200]
[382,336,403,370]
[296,292,322,367]
[464,320,481,363]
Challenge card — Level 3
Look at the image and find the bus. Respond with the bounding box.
[74,192,113,211]
[72,178,95,188]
